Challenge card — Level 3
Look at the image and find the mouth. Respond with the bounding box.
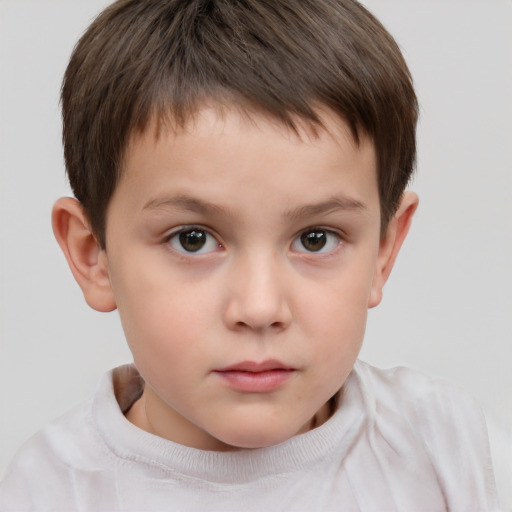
[213,359,295,393]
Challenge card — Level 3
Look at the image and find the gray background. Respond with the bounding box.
[1,0,511,506]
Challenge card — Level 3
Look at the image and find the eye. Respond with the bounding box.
[291,228,341,253]
[168,227,221,254]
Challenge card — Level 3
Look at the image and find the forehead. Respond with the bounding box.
[131,101,364,158]
[113,104,379,220]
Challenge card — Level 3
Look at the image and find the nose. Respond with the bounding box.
[223,253,292,333]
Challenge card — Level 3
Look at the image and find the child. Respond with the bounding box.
[0,0,499,510]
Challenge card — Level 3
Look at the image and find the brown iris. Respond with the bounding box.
[179,230,207,252]
[300,230,327,252]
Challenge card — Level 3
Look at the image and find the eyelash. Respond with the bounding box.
[165,226,222,256]
[290,227,343,255]
[163,225,343,256]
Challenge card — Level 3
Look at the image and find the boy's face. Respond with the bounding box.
[103,106,385,450]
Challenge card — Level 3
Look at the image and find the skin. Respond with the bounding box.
[52,106,417,451]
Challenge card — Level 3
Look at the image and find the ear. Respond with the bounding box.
[368,191,419,308]
[52,197,116,312]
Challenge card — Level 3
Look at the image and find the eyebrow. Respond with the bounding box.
[142,195,228,215]
[142,194,366,218]
[284,197,366,219]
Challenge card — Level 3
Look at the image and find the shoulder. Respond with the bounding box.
[0,402,91,509]
[353,359,476,407]
[351,360,488,433]
[0,370,120,511]
[347,360,499,510]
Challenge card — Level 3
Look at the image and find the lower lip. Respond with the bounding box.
[214,369,294,393]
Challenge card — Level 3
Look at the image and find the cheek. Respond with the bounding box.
[309,304,367,371]
[301,264,373,332]
[297,262,374,370]
[110,260,218,358]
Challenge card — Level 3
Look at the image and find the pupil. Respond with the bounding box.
[301,230,326,251]
[179,230,206,252]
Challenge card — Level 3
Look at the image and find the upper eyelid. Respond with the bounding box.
[164,224,217,239]
[295,225,345,239]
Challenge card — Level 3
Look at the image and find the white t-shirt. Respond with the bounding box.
[0,360,499,511]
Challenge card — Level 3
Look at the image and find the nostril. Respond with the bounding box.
[233,319,286,332]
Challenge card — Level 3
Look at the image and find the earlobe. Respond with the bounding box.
[368,191,419,308]
[52,197,116,312]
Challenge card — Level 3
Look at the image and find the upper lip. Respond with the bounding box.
[214,359,294,373]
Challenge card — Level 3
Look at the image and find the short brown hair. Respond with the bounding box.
[62,0,418,248]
